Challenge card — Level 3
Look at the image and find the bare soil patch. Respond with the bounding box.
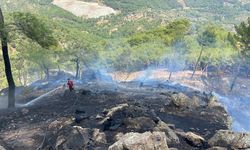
[52,0,117,18]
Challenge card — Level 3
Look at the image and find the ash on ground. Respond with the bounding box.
[1,80,246,150]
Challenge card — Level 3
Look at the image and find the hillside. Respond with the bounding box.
[0,80,233,150]
[0,1,250,149]
[1,0,249,31]
[0,0,249,89]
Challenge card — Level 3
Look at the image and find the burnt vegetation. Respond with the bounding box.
[0,0,250,149]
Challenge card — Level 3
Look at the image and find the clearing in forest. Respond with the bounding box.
[52,0,117,18]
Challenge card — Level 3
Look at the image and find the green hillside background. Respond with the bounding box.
[0,0,249,87]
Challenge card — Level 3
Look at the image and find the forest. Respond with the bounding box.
[0,0,249,89]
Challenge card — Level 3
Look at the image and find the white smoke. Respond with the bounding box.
[214,93,250,132]
[0,96,8,109]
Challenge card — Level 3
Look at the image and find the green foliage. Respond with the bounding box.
[13,12,57,48]
[103,0,181,12]
[198,29,216,47]
[234,18,250,58]
[0,0,248,89]
[128,19,190,46]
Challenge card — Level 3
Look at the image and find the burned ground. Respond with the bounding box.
[0,81,231,150]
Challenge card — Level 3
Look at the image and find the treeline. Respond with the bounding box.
[0,0,249,89]
[98,20,240,73]
[102,0,181,12]
[0,12,249,89]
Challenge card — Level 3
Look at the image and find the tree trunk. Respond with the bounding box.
[75,58,80,79]
[0,8,16,108]
[41,63,49,80]
[230,63,241,92]
[39,71,43,80]
[45,68,49,80]
[168,72,173,80]
[191,46,203,78]
[57,65,61,72]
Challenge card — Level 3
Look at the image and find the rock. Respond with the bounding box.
[114,133,124,141]
[0,145,7,150]
[207,93,221,108]
[208,130,250,149]
[96,114,104,120]
[184,132,205,147]
[207,147,227,150]
[93,128,107,144]
[171,93,201,108]
[166,124,175,130]
[52,126,91,150]
[153,121,179,144]
[21,108,29,115]
[50,125,109,149]
[124,117,156,131]
[100,103,129,125]
[55,126,88,149]
[106,104,129,117]
[175,130,186,139]
[48,117,72,131]
[0,139,10,150]
[171,93,190,108]
[108,132,169,150]
[191,96,200,107]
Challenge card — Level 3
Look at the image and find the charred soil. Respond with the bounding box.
[0,82,231,150]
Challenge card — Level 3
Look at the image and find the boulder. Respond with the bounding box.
[191,96,201,107]
[184,132,205,147]
[208,130,250,149]
[171,93,191,108]
[108,132,169,150]
[49,125,109,149]
[206,93,221,108]
[98,103,129,131]
[48,117,72,131]
[93,128,107,144]
[153,121,179,144]
[55,126,90,150]
[114,133,124,141]
[105,104,129,117]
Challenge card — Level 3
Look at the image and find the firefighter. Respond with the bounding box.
[67,78,74,91]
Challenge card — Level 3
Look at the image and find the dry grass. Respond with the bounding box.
[110,69,250,97]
